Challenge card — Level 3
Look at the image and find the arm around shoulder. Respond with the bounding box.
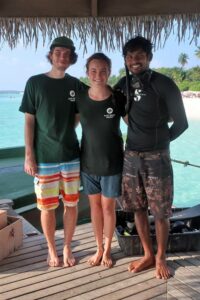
[123,114,128,125]
[75,114,80,128]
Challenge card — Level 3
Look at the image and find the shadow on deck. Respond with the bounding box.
[0,222,200,299]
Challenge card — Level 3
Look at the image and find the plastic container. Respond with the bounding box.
[115,210,200,256]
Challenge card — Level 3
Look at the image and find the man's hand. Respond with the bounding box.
[24,154,37,176]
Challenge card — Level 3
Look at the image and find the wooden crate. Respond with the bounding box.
[0,209,7,230]
[0,216,23,261]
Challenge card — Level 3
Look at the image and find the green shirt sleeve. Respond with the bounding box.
[19,77,36,115]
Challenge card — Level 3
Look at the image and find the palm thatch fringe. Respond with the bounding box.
[0,14,199,51]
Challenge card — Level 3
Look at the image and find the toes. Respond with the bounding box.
[101,256,113,268]
[88,253,102,266]
[156,263,172,280]
[63,257,76,267]
[69,258,76,267]
[156,273,162,279]
[128,263,136,272]
[47,259,60,267]
[89,259,101,266]
[63,263,70,268]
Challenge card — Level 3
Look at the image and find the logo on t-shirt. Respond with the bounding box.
[68,90,76,102]
[134,89,146,101]
[104,107,115,119]
[107,108,113,114]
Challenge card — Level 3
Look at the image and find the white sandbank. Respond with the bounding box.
[183,97,200,120]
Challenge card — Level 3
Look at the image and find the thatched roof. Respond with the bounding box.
[0,0,200,51]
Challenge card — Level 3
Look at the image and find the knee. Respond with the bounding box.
[155,217,170,227]
[64,205,77,213]
[102,203,115,216]
[135,209,148,218]
[41,209,55,216]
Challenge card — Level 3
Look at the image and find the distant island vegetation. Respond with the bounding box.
[80,66,200,92]
[0,90,23,94]
[1,49,200,93]
[81,48,200,92]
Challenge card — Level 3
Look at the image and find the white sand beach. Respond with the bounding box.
[183,97,200,120]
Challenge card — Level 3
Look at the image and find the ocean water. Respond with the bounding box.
[0,92,200,208]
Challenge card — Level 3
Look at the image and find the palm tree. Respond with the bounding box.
[178,53,189,68]
[195,46,200,59]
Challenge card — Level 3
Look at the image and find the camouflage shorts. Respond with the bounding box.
[120,149,173,219]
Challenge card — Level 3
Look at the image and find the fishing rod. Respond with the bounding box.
[171,159,200,168]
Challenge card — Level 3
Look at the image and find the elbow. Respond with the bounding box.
[183,120,189,132]
[169,121,189,141]
[180,121,189,136]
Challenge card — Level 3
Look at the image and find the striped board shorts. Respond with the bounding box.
[34,159,80,210]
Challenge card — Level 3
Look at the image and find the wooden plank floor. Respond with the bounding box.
[0,222,200,300]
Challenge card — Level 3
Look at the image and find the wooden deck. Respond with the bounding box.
[1,222,200,300]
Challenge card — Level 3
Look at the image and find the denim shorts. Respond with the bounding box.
[81,172,122,198]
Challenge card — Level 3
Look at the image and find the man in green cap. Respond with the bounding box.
[19,36,83,267]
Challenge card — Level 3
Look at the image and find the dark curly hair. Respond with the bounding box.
[123,36,153,60]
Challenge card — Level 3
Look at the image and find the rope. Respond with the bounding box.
[171,159,200,168]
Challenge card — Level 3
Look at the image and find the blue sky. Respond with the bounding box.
[0,33,199,91]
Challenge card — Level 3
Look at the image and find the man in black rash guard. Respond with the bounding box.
[114,36,188,279]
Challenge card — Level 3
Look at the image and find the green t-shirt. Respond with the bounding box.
[77,87,126,176]
[19,73,82,163]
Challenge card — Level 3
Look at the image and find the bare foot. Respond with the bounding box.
[156,257,171,279]
[47,249,60,267]
[101,252,113,268]
[128,256,155,273]
[63,245,75,267]
[88,249,103,266]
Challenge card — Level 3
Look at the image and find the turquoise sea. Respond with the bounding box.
[1,92,200,208]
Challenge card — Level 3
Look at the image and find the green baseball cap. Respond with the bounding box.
[50,36,75,50]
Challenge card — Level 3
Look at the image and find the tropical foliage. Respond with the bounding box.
[195,46,200,59]
[153,67,200,91]
[80,66,200,91]
[178,53,189,68]
[80,48,200,91]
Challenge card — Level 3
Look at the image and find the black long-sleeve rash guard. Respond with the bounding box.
[114,70,188,151]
